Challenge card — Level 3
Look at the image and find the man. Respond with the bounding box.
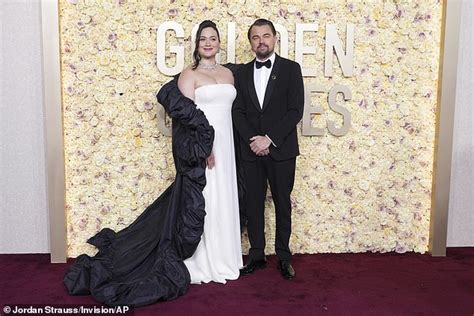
[232,19,304,280]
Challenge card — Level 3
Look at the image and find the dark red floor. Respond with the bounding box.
[1,248,473,315]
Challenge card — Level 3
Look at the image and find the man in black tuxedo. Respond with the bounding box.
[232,19,304,280]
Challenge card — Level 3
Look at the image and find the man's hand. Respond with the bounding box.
[257,148,270,156]
[250,135,271,155]
[206,151,215,169]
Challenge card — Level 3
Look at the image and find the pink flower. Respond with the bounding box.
[107,32,117,42]
[278,9,287,18]
[143,101,153,110]
[168,8,178,17]
[395,242,408,254]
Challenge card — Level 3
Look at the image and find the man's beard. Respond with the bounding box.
[256,45,273,60]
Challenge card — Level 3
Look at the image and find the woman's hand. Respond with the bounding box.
[206,151,215,169]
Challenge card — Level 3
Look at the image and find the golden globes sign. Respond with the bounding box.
[56,0,445,257]
[156,22,353,137]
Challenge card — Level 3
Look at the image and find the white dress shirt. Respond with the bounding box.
[253,53,276,108]
[253,53,276,147]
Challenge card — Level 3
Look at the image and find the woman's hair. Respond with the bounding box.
[192,20,220,70]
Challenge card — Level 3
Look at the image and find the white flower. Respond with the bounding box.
[62,0,442,255]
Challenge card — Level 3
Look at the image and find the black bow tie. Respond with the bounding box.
[256,59,271,69]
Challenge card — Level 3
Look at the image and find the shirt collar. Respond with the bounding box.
[255,52,276,66]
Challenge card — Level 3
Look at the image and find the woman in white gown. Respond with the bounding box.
[63,21,242,307]
[178,20,243,283]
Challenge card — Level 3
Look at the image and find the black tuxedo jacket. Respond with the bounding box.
[232,54,304,161]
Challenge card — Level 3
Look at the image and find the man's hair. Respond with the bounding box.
[247,18,276,40]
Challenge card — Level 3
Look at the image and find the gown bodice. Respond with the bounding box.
[194,83,236,110]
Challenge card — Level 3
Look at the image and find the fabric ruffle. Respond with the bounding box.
[64,80,214,307]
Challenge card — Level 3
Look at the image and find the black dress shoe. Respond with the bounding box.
[278,260,295,279]
[239,259,267,276]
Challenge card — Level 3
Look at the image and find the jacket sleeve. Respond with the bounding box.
[157,79,212,131]
[266,63,304,147]
[156,79,214,163]
[232,71,259,144]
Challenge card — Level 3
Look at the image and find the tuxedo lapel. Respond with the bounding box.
[246,60,261,112]
[262,54,281,112]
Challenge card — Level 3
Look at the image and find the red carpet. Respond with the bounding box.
[1,248,473,315]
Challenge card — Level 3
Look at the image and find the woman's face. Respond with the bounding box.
[198,27,219,59]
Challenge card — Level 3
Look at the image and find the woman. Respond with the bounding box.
[64,21,241,306]
[179,21,242,284]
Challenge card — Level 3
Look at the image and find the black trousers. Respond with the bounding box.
[243,156,296,262]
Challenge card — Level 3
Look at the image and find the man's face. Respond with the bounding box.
[249,25,277,60]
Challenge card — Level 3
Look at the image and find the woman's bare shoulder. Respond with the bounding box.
[178,65,199,87]
[219,64,233,76]
[178,65,196,79]
[218,65,234,83]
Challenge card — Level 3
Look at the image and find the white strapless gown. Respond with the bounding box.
[184,83,243,284]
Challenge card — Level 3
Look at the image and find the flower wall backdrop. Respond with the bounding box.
[60,0,443,257]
